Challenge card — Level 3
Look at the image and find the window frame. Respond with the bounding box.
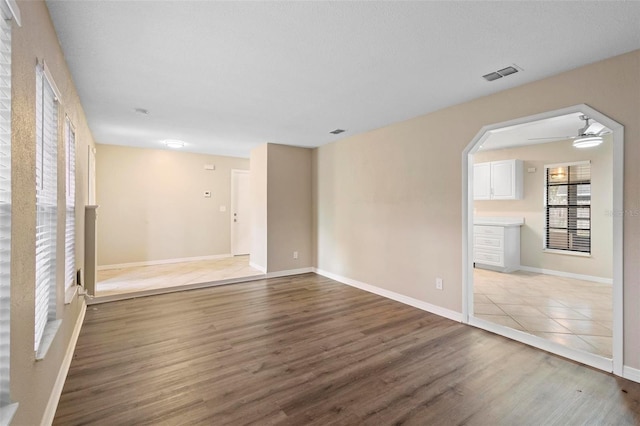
[34,59,63,360]
[543,160,592,256]
[0,0,19,421]
[64,115,76,303]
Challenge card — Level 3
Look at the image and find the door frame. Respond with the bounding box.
[461,104,624,375]
[230,169,250,256]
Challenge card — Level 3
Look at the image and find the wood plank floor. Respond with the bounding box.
[54,273,640,425]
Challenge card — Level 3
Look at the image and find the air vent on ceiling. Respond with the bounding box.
[330,129,346,134]
[482,65,520,82]
[134,107,149,115]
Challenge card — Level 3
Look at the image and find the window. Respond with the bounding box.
[34,61,61,356]
[64,117,76,302]
[0,0,18,418]
[545,162,591,254]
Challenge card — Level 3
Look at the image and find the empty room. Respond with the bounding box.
[2,1,640,425]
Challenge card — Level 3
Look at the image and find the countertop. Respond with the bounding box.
[473,216,524,227]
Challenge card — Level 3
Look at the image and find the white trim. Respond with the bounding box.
[469,316,613,372]
[622,366,640,384]
[97,254,232,271]
[64,284,78,305]
[40,302,86,426]
[0,403,18,426]
[542,248,591,258]
[35,320,62,361]
[87,274,265,305]
[40,60,62,104]
[314,268,463,323]
[265,267,314,279]
[544,160,591,169]
[462,104,624,376]
[250,262,266,273]
[1,0,20,26]
[518,265,613,285]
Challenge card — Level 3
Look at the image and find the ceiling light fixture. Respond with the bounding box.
[330,129,346,134]
[134,107,149,115]
[163,139,185,149]
[572,135,603,148]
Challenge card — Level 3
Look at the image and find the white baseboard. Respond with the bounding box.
[314,268,463,323]
[250,262,267,273]
[265,267,314,279]
[519,265,613,285]
[41,301,87,426]
[97,254,232,271]
[623,365,640,383]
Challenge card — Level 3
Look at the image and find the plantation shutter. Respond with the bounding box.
[64,117,75,295]
[34,63,58,351]
[0,10,11,408]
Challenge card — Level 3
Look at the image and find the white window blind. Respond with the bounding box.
[34,63,58,352]
[545,162,591,254]
[0,10,12,409]
[64,117,75,297]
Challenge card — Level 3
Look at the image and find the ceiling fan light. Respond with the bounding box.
[573,135,603,148]
[163,139,185,149]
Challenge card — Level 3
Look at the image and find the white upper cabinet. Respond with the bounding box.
[473,159,523,200]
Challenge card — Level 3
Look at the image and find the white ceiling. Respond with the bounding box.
[46,1,640,158]
[479,112,610,151]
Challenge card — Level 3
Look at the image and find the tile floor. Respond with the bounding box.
[96,255,263,297]
[474,267,612,358]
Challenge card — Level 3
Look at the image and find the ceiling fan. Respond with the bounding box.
[528,115,609,148]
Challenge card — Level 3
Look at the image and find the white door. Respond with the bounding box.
[231,170,251,255]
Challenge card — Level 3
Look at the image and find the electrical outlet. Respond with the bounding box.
[293,251,299,259]
[436,277,443,290]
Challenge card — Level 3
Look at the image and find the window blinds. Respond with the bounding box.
[34,64,58,351]
[0,13,11,407]
[545,162,591,254]
[64,118,75,294]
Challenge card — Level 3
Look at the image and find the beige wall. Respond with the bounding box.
[96,144,248,266]
[474,137,613,279]
[250,143,313,273]
[10,1,96,424]
[266,144,312,272]
[314,50,640,368]
[250,144,268,270]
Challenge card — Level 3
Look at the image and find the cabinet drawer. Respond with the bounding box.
[474,235,504,251]
[474,250,504,267]
[474,225,504,236]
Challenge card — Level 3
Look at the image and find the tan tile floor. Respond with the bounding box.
[96,255,263,297]
[474,268,612,357]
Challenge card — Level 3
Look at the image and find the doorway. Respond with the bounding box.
[462,104,624,374]
[231,169,251,256]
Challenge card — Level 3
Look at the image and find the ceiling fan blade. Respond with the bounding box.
[527,135,576,141]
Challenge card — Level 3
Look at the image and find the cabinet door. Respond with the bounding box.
[491,160,516,200]
[473,163,491,200]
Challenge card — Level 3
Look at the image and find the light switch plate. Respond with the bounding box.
[204,191,211,198]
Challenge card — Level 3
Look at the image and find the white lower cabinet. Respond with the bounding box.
[473,225,520,273]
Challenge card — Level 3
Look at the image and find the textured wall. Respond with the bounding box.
[10,1,96,424]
